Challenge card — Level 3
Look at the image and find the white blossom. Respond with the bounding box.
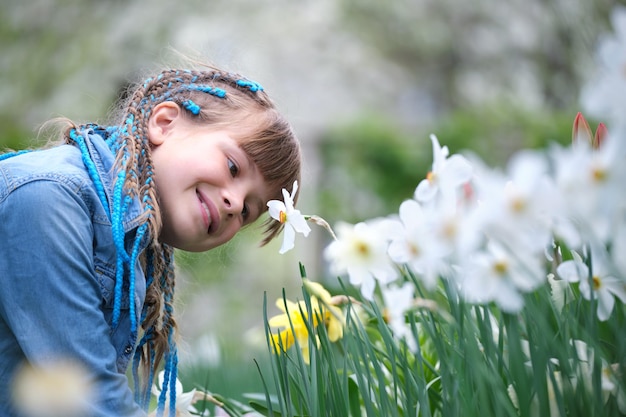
[324,220,397,300]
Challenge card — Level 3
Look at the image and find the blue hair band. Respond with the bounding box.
[236,79,264,92]
[182,99,201,115]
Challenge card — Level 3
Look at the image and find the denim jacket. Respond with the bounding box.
[0,130,148,416]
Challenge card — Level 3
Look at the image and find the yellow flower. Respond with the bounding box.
[302,279,345,342]
[268,280,346,364]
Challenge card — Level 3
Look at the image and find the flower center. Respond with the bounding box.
[427,171,437,183]
[355,241,370,257]
[279,211,287,223]
[493,260,508,276]
[510,196,526,213]
[592,275,601,291]
[591,167,607,183]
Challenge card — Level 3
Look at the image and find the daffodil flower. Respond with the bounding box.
[269,298,319,363]
[324,220,398,301]
[151,371,200,417]
[268,280,346,363]
[414,134,473,209]
[556,248,626,321]
[267,180,311,254]
[302,278,345,342]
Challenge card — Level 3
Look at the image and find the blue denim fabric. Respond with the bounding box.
[0,131,148,416]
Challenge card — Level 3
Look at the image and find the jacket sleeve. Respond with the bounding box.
[0,178,147,417]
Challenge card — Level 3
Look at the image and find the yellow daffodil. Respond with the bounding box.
[268,280,346,363]
[302,279,345,342]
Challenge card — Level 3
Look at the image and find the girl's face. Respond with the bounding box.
[148,102,272,252]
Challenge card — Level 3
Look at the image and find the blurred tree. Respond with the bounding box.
[336,0,616,115]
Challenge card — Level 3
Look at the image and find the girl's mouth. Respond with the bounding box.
[197,190,218,234]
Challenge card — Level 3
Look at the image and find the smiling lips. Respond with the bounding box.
[197,190,218,234]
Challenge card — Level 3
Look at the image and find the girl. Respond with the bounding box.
[0,65,301,416]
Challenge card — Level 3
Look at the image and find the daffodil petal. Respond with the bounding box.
[279,225,296,254]
[267,200,287,221]
[288,210,312,236]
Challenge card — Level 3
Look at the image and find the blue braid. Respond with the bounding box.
[128,221,149,331]
[236,78,264,92]
[182,84,227,98]
[111,169,130,327]
[69,129,111,221]
[0,150,31,162]
[168,349,179,417]
[156,352,172,416]
[156,341,179,417]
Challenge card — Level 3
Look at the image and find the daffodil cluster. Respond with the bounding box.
[259,8,626,414]
[268,279,345,364]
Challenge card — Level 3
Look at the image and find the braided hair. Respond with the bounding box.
[64,66,301,413]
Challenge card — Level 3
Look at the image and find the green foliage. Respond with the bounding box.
[318,115,428,224]
[243,257,626,417]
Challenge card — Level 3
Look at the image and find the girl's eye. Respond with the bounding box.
[242,204,250,220]
[228,159,239,177]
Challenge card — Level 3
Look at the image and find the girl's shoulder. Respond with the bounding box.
[0,145,88,191]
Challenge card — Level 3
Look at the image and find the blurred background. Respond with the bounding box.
[1,0,622,402]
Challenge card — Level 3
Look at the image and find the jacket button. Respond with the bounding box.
[124,345,133,354]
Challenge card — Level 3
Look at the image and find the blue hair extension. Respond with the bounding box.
[182,99,201,115]
[111,169,131,328]
[236,78,264,92]
[156,356,171,416]
[0,150,31,162]
[184,84,227,98]
[69,129,111,221]
[167,349,179,417]
[128,221,149,332]
[156,341,179,417]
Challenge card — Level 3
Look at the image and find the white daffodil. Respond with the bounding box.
[471,150,555,256]
[557,247,626,321]
[324,220,398,300]
[570,339,624,409]
[550,134,626,247]
[151,371,199,417]
[580,6,626,129]
[267,180,311,254]
[381,281,418,352]
[414,134,473,210]
[458,240,544,313]
[387,199,449,289]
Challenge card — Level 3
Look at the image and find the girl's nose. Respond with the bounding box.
[222,191,243,218]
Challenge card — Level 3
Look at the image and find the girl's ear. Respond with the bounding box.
[147,102,183,146]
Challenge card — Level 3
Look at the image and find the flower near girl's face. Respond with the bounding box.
[267,180,311,254]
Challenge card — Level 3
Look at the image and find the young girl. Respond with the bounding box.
[0,65,301,416]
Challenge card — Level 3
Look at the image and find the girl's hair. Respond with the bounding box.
[63,65,301,409]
